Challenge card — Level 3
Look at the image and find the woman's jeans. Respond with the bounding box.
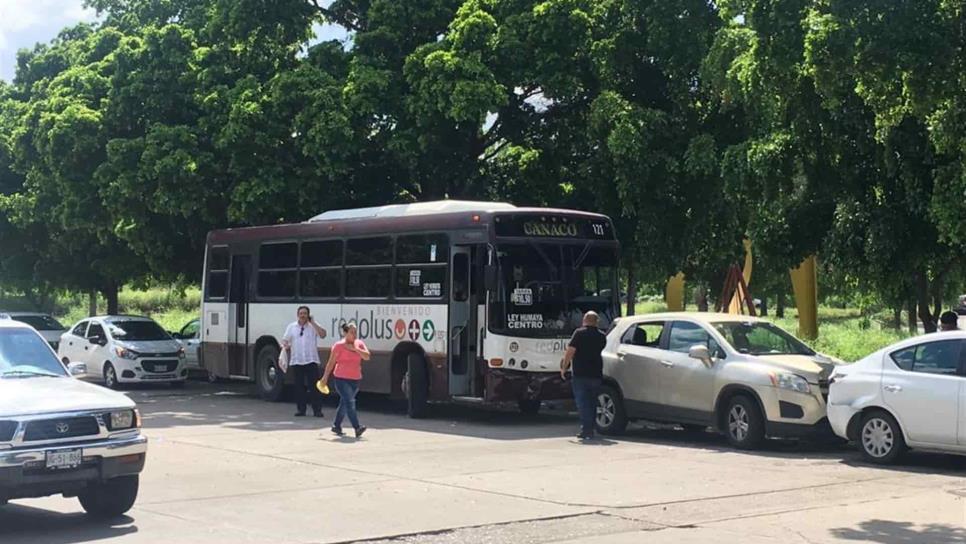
[333,378,361,429]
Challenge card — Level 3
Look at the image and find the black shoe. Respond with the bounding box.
[331,426,344,436]
[354,426,367,438]
[313,411,324,418]
[294,412,306,417]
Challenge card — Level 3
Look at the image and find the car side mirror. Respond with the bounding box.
[689,345,713,366]
[67,362,87,376]
[90,335,107,346]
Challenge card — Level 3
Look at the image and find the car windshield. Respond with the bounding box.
[108,320,170,341]
[0,328,67,378]
[712,321,815,356]
[12,315,65,331]
[489,242,620,338]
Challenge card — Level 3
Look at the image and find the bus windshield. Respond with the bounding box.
[489,242,619,338]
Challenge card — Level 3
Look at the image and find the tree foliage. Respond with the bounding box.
[0,0,964,328]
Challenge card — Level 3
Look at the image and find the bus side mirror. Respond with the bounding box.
[485,266,498,291]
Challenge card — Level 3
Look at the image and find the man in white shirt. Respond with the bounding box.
[281,306,328,417]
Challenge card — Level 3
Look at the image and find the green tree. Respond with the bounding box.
[803,0,966,331]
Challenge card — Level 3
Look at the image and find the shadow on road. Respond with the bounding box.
[839,450,966,476]
[831,520,966,544]
[0,503,137,544]
[122,382,966,473]
[128,381,583,441]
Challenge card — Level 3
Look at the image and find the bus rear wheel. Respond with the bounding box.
[404,353,429,419]
[256,344,285,402]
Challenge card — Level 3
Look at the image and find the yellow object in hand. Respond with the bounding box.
[316,379,329,395]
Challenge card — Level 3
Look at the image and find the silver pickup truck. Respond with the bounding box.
[0,316,147,517]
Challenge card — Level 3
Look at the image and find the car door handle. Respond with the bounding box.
[660,360,675,368]
[884,384,902,393]
[617,352,626,359]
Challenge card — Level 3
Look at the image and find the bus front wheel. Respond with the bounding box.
[256,344,285,402]
[404,353,429,419]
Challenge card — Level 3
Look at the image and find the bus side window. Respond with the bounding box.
[395,234,448,299]
[300,240,343,298]
[206,246,229,300]
[346,237,392,298]
[257,242,298,298]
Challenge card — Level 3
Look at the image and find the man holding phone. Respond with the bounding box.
[282,306,328,417]
[561,311,607,440]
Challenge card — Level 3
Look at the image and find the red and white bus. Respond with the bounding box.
[200,201,620,416]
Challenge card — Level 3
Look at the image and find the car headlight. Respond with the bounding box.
[107,409,138,430]
[770,372,811,394]
[114,346,139,360]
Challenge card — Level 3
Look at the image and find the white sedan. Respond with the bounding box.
[827,331,966,464]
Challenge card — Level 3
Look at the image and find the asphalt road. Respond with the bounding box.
[1,381,964,543]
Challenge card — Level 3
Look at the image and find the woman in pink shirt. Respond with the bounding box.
[321,322,371,438]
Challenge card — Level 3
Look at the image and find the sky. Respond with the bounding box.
[0,0,350,83]
[0,0,98,82]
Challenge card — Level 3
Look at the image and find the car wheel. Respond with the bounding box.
[518,399,541,415]
[404,353,429,418]
[103,363,120,390]
[723,395,765,449]
[255,344,285,402]
[78,475,139,518]
[595,384,628,436]
[859,411,906,465]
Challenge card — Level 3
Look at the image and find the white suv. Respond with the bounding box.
[0,317,147,517]
[58,316,187,389]
[599,313,840,449]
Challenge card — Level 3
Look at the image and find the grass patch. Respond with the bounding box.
[1,287,201,332]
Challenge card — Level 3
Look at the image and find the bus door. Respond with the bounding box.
[449,247,476,396]
[228,254,252,377]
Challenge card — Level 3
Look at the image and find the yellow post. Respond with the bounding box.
[789,256,819,339]
[666,273,686,311]
[728,239,754,314]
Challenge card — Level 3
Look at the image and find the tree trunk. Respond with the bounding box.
[892,305,902,332]
[88,290,97,317]
[907,298,918,334]
[102,284,120,316]
[776,290,785,319]
[916,273,936,333]
[759,296,768,317]
[625,265,636,316]
[696,286,709,312]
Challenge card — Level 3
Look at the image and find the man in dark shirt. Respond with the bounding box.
[561,311,607,440]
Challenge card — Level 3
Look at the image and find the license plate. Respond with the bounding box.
[45,449,82,470]
[158,365,170,372]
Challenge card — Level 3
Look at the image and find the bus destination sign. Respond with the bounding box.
[494,215,614,240]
